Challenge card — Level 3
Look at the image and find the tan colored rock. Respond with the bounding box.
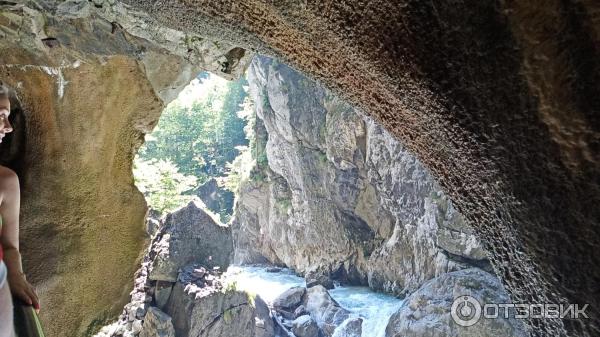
[2,54,158,337]
[0,2,251,336]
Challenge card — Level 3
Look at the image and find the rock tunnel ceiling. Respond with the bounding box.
[0,0,597,337]
[116,1,600,335]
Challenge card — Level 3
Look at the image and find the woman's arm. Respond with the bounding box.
[0,166,39,311]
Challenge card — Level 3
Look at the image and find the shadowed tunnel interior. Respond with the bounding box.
[0,0,598,336]
[118,1,600,336]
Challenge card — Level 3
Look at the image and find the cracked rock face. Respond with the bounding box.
[233,56,488,296]
[0,1,251,336]
[149,200,233,282]
[165,284,273,337]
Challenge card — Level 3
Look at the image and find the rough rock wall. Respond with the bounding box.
[385,268,527,337]
[0,1,250,336]
[96,202,267,337]
[115,1,600,336]
[233,56,488,297]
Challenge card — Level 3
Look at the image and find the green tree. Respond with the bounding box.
[135,73,251,216]
[133,158,197,213]
[138,75,249,182]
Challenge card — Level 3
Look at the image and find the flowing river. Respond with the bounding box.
[225,266,404,337]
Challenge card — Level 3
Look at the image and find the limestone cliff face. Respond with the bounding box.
[0,1,250,336]
[232,56,488,296]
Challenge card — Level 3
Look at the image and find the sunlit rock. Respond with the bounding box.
[149,200,232,282]
[385,269,527,337]
[233,56,488,296]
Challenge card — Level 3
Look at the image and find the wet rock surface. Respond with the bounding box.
[273,287,306,313]
[272,285,360,337]
[291,315,319,337]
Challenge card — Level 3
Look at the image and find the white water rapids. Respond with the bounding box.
[225,266,404,337]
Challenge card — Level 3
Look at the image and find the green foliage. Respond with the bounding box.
[317,151,328,164]
[276,198,292,212]
[261,91,270,109]
[247,291,256,308]
[223,308,233,323]
[319,123,327,141]
[139,76,248,181]
[135,73,251,214]
[224,280,238,292]
[133,158,197,213]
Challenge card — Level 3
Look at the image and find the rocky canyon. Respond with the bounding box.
[0,1,598,337]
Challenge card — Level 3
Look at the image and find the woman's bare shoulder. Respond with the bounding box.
[0,165,18,186]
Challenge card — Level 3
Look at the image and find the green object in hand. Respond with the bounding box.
[14,299,45,337]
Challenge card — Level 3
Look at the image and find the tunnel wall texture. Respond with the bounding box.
[117,1,600,336]
[0,1,251,335]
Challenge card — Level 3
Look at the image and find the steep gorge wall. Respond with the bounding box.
[0,1,250,336]
[233,56,488,296]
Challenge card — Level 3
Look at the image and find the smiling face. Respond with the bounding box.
[0,95,12,143]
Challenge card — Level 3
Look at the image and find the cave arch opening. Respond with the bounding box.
[108,53,518,337]
[132,71,252,224]
[0,1,596,336]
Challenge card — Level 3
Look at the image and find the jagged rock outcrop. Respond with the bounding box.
[139,307,175,337]
[233,56,487,296]
[0,1,251,336]
[149,200,233,281]
[165,283,274,337]
[303,286,357,337]
[385,268,527,337]
[96,204,271,337]
[116,2,600,336]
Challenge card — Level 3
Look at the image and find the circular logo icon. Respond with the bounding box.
[451,295,482,327]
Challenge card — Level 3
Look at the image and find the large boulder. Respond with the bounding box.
[139,307,175,337]
[273,287,306,312]
[164,282,274,337]
[149,200,233,281]
[303,286,354,337]
[332,317,362,337]
[385,268,527,337]
[272,285,363,337]
[292,315,319,337]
